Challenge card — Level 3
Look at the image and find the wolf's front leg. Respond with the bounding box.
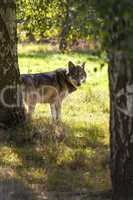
[50,102,61,122]
[27,95,37,115]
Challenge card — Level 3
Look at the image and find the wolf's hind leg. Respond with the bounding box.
[28,103,36,114]
[50,101,61,121]
[50,103,57,121]
[55,102,61,121]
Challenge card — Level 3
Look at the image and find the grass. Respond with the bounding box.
[0,43,110,199]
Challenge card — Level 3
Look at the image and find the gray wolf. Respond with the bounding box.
[21,61,87,121]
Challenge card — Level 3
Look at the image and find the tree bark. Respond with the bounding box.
[108,50,133,200]
[0,0,25,127]
[59,0,72,52]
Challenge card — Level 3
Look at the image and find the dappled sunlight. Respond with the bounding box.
[0,145,22,167]
[0,116,110,196]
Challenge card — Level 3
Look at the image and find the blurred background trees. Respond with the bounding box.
[16,0,99,52]
[16,0,133,54]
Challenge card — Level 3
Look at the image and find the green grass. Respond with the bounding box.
[0,43,110,198]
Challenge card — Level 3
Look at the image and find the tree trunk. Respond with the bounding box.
[59,0,72,52]
[108,50,133,200]
[0,0,25,127]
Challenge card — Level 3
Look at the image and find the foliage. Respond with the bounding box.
[17,0,133,54]
[17,0,56,40]
[86,0,133,54]
[16,0,99,50]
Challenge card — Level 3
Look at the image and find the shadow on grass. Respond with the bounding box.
[0,118,111,199]
[0,178,37,200]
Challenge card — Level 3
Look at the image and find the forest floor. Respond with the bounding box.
[0,43,111,200]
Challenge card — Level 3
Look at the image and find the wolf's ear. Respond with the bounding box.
[81,62,86,69]
[68,61,75,68]
[68,61,75,73]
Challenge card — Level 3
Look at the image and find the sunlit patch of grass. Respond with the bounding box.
[0,145,22,167]
[16,166,47,185]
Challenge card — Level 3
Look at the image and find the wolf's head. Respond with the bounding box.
[67,61,87,87]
